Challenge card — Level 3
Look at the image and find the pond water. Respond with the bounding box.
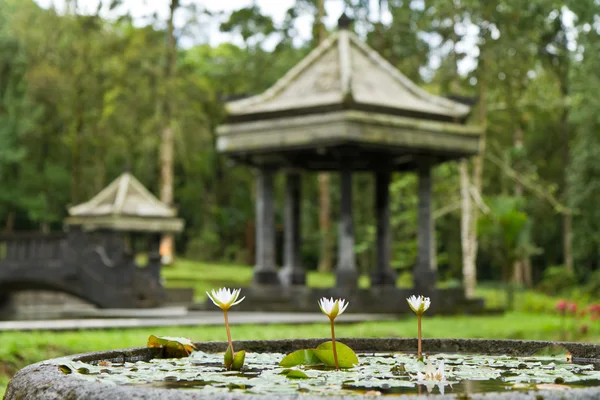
[58,350,600,397]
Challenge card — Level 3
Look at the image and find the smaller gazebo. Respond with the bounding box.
[66,172,184,274]
[65,172,185,307]
[215,16,483,313]
[66,172,184,234]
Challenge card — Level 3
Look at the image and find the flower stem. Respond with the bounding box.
[330,318,339,370]
[224,310,234,353]
[417,315,422,358]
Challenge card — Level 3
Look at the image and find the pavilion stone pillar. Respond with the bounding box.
[336,167,359,288]
[371,171,397,286]
[414,162,437,292]
[254,167,280,285]
[279,171,306,286]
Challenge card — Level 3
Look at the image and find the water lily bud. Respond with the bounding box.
[232,350,246,371]
[224,344,234,370]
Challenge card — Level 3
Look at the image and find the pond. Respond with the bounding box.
[56,348,600,397]
[6,338,600,399]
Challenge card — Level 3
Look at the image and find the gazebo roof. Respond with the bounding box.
[226,28,470,122]
[216,21,483,171]
[65,172,184,233]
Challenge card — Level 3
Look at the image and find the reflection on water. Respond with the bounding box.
[156,376,600,395]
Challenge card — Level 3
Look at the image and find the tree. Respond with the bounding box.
[539,7,575,274]
[315,0,334,273]
[159,0,179,264]
[478,196,540,308]
[569,29,600,273]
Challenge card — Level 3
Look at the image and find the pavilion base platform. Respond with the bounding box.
[191,287,490,315]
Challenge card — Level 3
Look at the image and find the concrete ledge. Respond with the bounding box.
[5,338,600,399]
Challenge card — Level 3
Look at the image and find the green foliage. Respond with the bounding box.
[479,197,541,280]
[537,265,577,296]
[1,0,600,280]
[569,31,600,272]
[582,270,600,301]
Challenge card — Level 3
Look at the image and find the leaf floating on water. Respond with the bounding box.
[313,341,359,369]
[285,370,309,379]
[390,364,406,374]
[147,335,196,358]
[279,349,321,367]
[58,364,72,374]
[57,361,98,376]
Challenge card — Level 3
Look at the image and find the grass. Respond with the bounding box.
[161,260,376,301]
[2,259,596,396]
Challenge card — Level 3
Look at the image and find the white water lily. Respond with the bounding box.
[206,288,245,311]
[407,295,431,316]
[318,297,349,320]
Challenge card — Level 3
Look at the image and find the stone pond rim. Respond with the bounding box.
[4,338,600,400]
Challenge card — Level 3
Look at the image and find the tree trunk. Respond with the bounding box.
[317,0,326,43]
[461,45,487,298]
[70,100,84,204]
[159,0,178,265]
[561,104,573,273]
[4,212,15,233]
[318,173,333,272]
[460,160,475,298]
[512,125,532,286]
[316,0,333,273]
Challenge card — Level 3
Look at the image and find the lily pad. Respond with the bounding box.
[285,370,309,379]
[51,351,600,396]
[313,341,359,369]
[279,349,322,367]
[147,335,196,358]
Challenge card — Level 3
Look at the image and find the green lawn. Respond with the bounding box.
[161,260,376,301]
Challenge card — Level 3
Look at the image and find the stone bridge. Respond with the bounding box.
[0,230,166,311]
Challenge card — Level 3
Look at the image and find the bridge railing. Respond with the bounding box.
[0,233,66,263]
